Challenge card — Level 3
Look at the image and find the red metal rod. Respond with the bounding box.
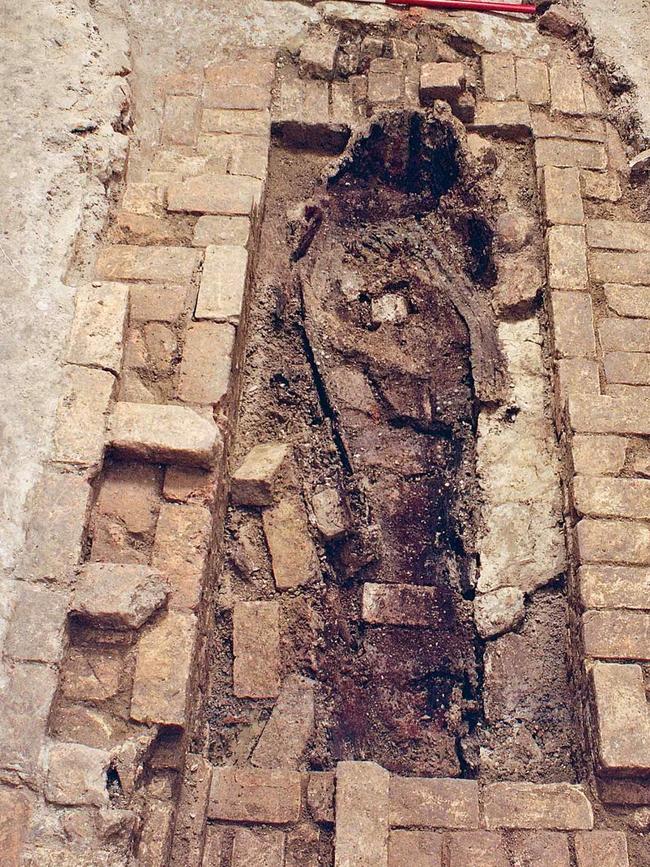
[386,0,536,14]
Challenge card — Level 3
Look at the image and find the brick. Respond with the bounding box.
[362,583,446,627]
[541,166,584,225]
[605,283,650,318]
[96,244,200,283]
[420,62,465,104]
[130,283,188,322]
[590,250,650,285]
[202,108,270,137]
[52,365,115,468]
[583,610,650,659]
[483,783,593,830]
[108,402,221,468]
[71,562,168,628]
[205,59,275,88]
[547,226,588,290]
[568,393,650,435]
[195,244,249,322]
[262,497,319,590]
[0,786,31,867]
[581,170,622,201]
[138,796,175,866]
[49,703,120,750]
[534,139,607,170]
[571,435,627,476]
[0,662,58,780]
[45,743,109,807]
[122,182,165,216]
[60,645,122,701]
[600,318,650,353]
[274,77,348,153]
[550,63,586,115]
[227,134,269,180]
[482,54,515,101]
[4,584,68,663]
[163,466,212,503]
[152,503,211,610]
[587,219,650,252]
[388,830,442,867]
[470,101,532,139]
[193,215,250,247]
[449,832,508,867]
[389,777,479,829]
[163,66,203,95]
[231,442,290,505]
[312,488,349,541]
[307,772,334,823]
[549,291,595,357]
[203,83,271,110]
[579,564,650,609]
[555,359,600,408]
[591,662,650,774]
[300,32,339,78]
[251,674,315,768]
[576,517,650,564]
[515,58,549,104]
[575,831,629,867]
[532,113,606,142]
[169,755,213,867]
[232,828,285,867]
[131,610,195,726]
[605,352,650,384]
[162,95,201,145]
[510,832,570,866]
[368,71,404,106]
[208,767,301,823]
[331,81,357,125]
[178,322,235,406]
[67,283,129,372]
[116,211,186,246]
[335,762,389,867]
[233,600,280,698]
[202,827,225,865]
[573,476,650,520]
[168,174,261,216]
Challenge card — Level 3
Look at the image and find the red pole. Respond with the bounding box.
[386,0,537,14]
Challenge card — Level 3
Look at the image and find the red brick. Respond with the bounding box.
[581,171,622,202]
[203,83,271,110]
[567,393,650,435]
[587,219,650,252]
[389,777,479,829]
[470,101,532,140]
[262,497,319,590]
[605,284,650,318]
[335,762,389,867]
[232,828,285,867]
[549,63,586,115]
[167,174,261,216]
[600,318,650,353]
[535,139,607,170]
[571,435,627,476]
[195,244,249,322]
[233,601,280,698]
[362,583,447,628]
[510,832,570,866]
[0,786,31,867]
[202,108,270,137]
[208,766,301,824]
[152,502,212,610]
[605,352,650,384]
[420,62,465,104]
[541,166,584,225]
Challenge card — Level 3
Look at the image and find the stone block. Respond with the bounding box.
[534,139,607,170]
[262,497,319,590]
[4,584,69,663]
[195,244,249,323]
[600,318,650,353]
[509,831,570,866]
[605,284,650,318]
[573,476,650,520]
[515,58,549,105]
[469,101,532,140]
[591,661,650,774]
[202,108,270,137]
[579,564,650,609]
[130,610,196,726]
[307,771,334,823]
[571,435,627,476]
[549,64,586,115]
[129,283,188,322]
[367,71,404,106]
[167,174,261,216]
[547,226,588,290]
[388,830,442,867]
[52,365,115,469]
[96,245,200,283]
[581,171,622,202]
[474,587,525,639]
[60,645,122,702]
[362,583,444,627]
[483,783,593,830]
[541,166,584,225]
[389,776,479,829]
[583,610,650,659]
[420,62,466,104]
[300,32,339,78]
[549,291,595,357]
[205,58,275,89]
[203,83,271,111]
[193,215,251,248]
[152,502,212,611]
[227,134,270,180]
[161,95,200,146]
[575,831,629,867]
[232,828,285,867]
[67,283,129,373]
[45,742,110,807]
[587,219,650,252]
[208,766,301,824]
[589,250,650,285]
[178,322,235,406]
[231,442,290,506]
[71,562,169,629]
[233,600,280,698]
[251,674,315,769]
[0,786,31,867]
[108,402,221,468]
[482,54,515,101]
[448,832,508,867]
[335,761,389,867]
[311,488,349,541]
[0,662,58,780]
[169,755,213,867]
[555,359,600,410]
[576,517,650,564]
[567,393,650,436]
[605,352,650,385]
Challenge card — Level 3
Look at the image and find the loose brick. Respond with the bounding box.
[575,831,629,867]
[583,610,650,659]
[72,562,168,628]
[335,762,389,867]
[576,517,650,564]
[4,584,68,663]
[45,742,109,807]
[130,283,188,322]
[67,283,129,372]
[605,352,650,384]
[568,393,650,435]
[108,402,221,468]
[202,108,270,137]
[308,772,334,823]
[96,244,200,283]
[195,244,249,323]
[579,564,650,609]
[515,58,549,105]
[52,365,115,468]
[547,226,588,290]
[167,174,261,215]
[208,766,301,823]
[251,674,315,769]
[581,170,622,202]
[605,283,650,318]
[162,95,201,146]
[571,435,627,476]
[534,139,607,170]
[232,828,285,867]
[550,63,586,115]
[600,317,650,353]
[362,583,446,627]
[587,219,650,252]
[448,832,508,867]
[170,755,213,867]
[573,476,650,520]
[483,783,593,830]
[591,661,650,774]
[470,101,532,139]
[388,830,442,867]
[549,291,595,357]
[510,831,570,866]
[178,322,235,406]
[419,62,466,104]
[389,776,479,829]
[231,442,290,506]
[131,610,195,726]
[193,215,250,247]
[312,488,349,541]
[262,497,319,590]
[589,250,650,285]
[541,166,584,225]
[152,502,211,610]
[482,54,516,101]
[233,600,280,698]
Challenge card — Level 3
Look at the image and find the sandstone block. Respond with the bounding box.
[448,831,508,867]
[483,782,593,830]
[129,283,188,322]
[311,488,349,541]
[600,318,650,354]
[233,600,280,698]
[581,171,622,202]
[420,62,466,104]
[167,174,261,216]
[195,244,249,323]
[178,322,235,406]
[169,754,213,867]
[510,831,570,866]
[474,587,525,639]
[130,610,196,726]
[162,95,200,146]
[550,63,586,115]
[232,442,290,506]
[208,766,301,824]
[555,359,600,408]
[300,32,339,78]
[605,284,650,318]
[571,435,627,476]
[0,786,31,867]
[362,582,444,627]
[152,502,211,611]
[335,762,389,867]
[52,365,115,468]
[67,283,129,372]
[263,497,319,590]
[232,828,285,867]
[470,101,531,140]
[108,402,221,468]
[580,564,650,610]
[389,776,479,829]
[575,831,629,867]
[541,166,584,225]
[568,393,650,436]
[591,661,650,774]
[549,291,595,357]
[193,215,251,248]
[96,245,200,283]
[45,742,110,807]
[71,562,169,629]
[605,352,650,385]
[4,584,68,663]
[202,108,270,137]
[582,610,650,660]
[589,250,650,285]
[534,139,607,170]
[308,771,335,823]
[515,58,549,105]
[388,830,442,867]
[573,476,650,520]
[587,219,650,252]
[482,54,515,101]
[547,226,588,290]
[251,674,315,768]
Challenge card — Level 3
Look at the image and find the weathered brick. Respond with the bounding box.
[0,662,58,780]
[510,832,570,866]
[541,166,584,225]
[262,497,319,590]
[252,674,315,769]
[202,827,225,865]
[0,786,31,867]
[138,795,175,867]
[130,283,188,322]
[605,352,650,384]
[231,442,290,506]
[60,645,122,701]
[389,777,479,829]
[45,742,110,807]
[195,244,249,323]
[227,134,269,180]
[362,583,446,627]
[300,32,339,79]
[532,113,606,142]
[555,359,600,408]
[205,59,275,88]
[535,139,607,170]
[193,215,250,248]
[152,502,212,610]
[547,226,588,290]
[600,317,650,353]
[67,283,129,372]
[121,182,165,216]
[162,466,211,503]
[335,762,389,867]
[550,63,586,115]
[52,365,115,468]
[202,108,270,137]
[515,58,549,105]
[448,832,508,867]
[583,610,650,659]
[587,219,650,252]
[203,83,271,110]
[388,830,442,867]
[568,393,650,435]
[312,488,349,541]
[581,170,622,202]
[483,783,593,830]
[470,101,532,139]
[178,322,235,406]
[579,564,650,609]
[575,831,629,867]
[232,828,285,867]
[420,62,465,104]
[169,755,213,867]
[208,766,301,824]
[162,95,201,146]
[4,584,68,663]
[605,283,650,318]
[49,703,121,750]
[573,476,650,520]
[273,76,348,152]
[108,402,221,468]
[549,291,595,357]
[576,517,650,564]
[331,81,357,125]
[307,771,334,823]
[482,54,515,101]
[167,174,261,216]
[233,600,280,698]
[131,610,195,726]
[71,562,168,628]
[368,70,404,106]
[96,245,200,283]
[591,661,650,774]
[589,250,650,285]
[571,435,627,476]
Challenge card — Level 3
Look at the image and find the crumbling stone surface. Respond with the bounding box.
[474,587,525,639]
[71,562,169,629]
